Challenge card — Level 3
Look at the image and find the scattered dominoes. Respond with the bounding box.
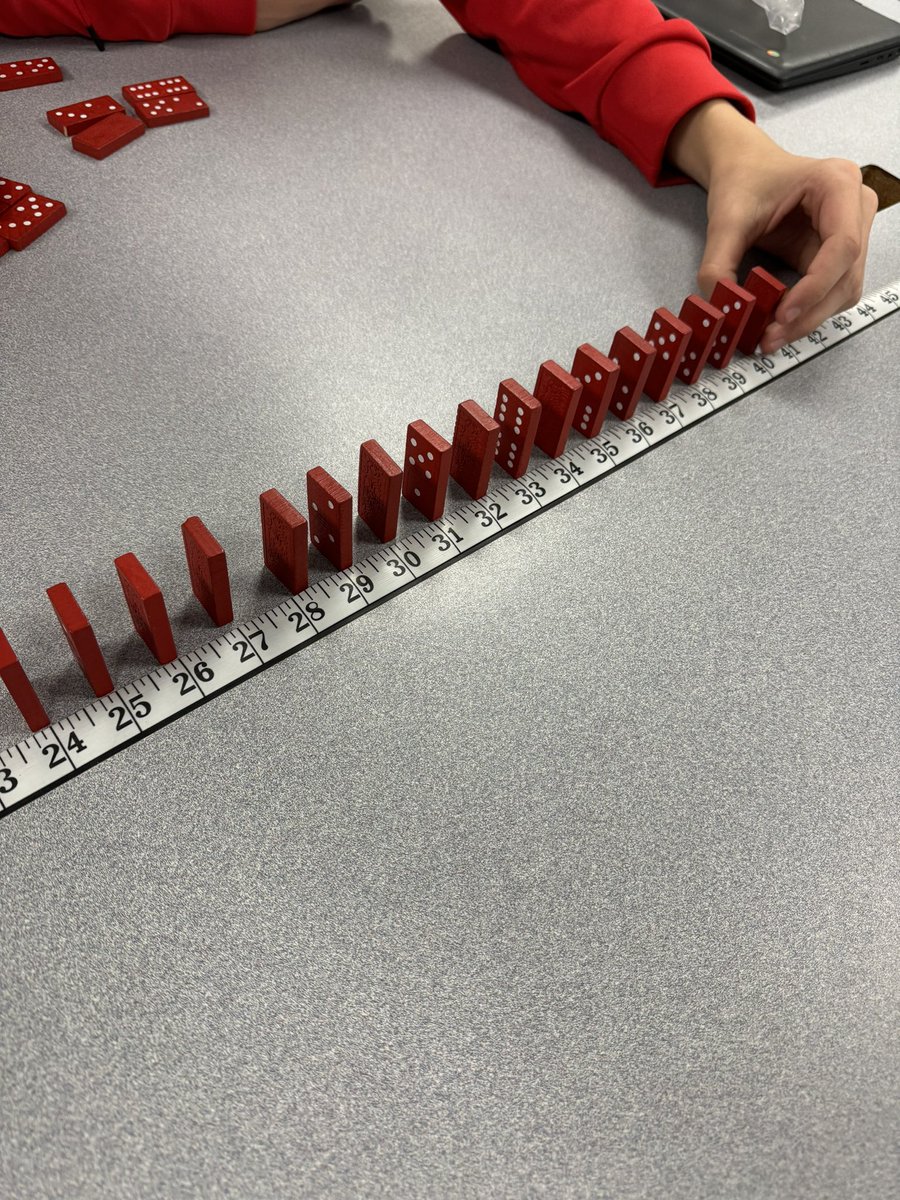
[47,96,124,136]
[0,57,62,93]
[0,192,66,251]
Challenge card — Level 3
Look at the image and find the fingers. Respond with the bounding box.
[761,164,876,351]
[696,213,748,299]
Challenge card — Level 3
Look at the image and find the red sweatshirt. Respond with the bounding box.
[0,0,754,184]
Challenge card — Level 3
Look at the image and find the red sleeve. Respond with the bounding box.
[0,0,255,40]
[438,0,756,185]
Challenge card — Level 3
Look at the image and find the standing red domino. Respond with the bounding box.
[122,77,196,105]
[707,280,756,369]
[533,361,582,458]
[642,308,692,402]
[46,96,124,136]
[738,267,787,354]
[607,328,656,421]
[403,421,452,521]
[569,345,619,438]
[493,380,541,478]
[449,400,499,500]
[129,92,209,129]
[676,295,725,385]
[0,628,50,732]
[259,488,309,594]
[0,178,31,216]
[358,440,403,542]
[0,237,8,259]
[46,583,114,697]
[72,113,145,160]
[307,467,353,570]
[114,553,178,664]
[0,194,66,252]
[0,57,63,93]
[181,517,233,627]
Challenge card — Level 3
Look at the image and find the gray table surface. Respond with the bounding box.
[2,3,899,1197]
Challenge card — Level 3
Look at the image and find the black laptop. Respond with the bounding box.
[655,0,900,88]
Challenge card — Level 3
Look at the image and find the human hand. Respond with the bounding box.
[668,100,877,353]
[256,0,351,32]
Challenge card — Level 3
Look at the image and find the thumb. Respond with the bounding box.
[697,216,747,299]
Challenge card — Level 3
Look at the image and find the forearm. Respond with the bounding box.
[437,0,755,185]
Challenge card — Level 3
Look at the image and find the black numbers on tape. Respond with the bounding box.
[248,629,268,653]
[387,550,421,577]
[41,742,67,769]
[130,695,151,720]
[432,529,461,553]
[287,610,310,635]
[339,581,363,605]
[67,732,87,754]
[691,385,718,406]
[832,314,852,331]
[304,601,326,622]
[356,574,373,594]
[194,661,214,682]
[173,671,197,697]
[108,706,134,733]
[0,766,18,794]
[232,640,255,664]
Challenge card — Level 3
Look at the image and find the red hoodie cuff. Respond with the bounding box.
[566,33,755,187]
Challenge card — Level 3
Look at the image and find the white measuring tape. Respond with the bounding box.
[2,281,898,820]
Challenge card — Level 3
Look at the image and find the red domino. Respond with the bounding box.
[449,400,499,499]
[114,553,177,664]
[0,178,31,216]
[0,57,62,93]
[129,92,209,129]
[307,467,353,570]
[72,112,145,160]
[0,194,66,252]
[707,280,755,369]
[738,267,787,354]
[607,327,656,421]
[642,307,692,402]
[122,76,196,104]
[569,345,619,438]
[493,379,541,478]
[402,420,452,521]
[0,237,7,259]
[676,295,725,385]
[260,488,309,593]
[358,440,403,542]
[533,361,581,458]
[46,583,114,697]
[0,629,50,732]
[47,95,124,136]
[181,517,233,626]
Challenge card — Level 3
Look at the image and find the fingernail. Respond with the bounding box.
[767,337,786,353]
[784,307,801,324]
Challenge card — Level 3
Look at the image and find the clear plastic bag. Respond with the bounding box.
[751,0,805,35]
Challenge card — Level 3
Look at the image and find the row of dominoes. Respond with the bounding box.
[2,282,897,818]
[0,265,785,735]
[46,75,209,160]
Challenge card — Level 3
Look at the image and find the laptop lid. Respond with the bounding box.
[655,0,900,88]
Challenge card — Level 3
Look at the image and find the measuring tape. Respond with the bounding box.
[2,282,898,820]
